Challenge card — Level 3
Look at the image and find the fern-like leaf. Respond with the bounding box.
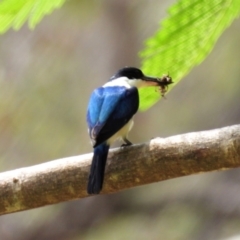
[0,0,65,33]
[139,0,240,111]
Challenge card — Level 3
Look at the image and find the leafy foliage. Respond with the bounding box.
[139,0,240,111]
[0,0,65,32]
[0,0,239,111]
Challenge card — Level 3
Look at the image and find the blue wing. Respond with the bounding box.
[87,86,139,147]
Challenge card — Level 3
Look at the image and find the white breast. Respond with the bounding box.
[106,119,134,145]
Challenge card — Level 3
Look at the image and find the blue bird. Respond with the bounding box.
[86,67,167,194]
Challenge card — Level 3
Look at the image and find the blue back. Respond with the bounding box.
[87,86,139,147]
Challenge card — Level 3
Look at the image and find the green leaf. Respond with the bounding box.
[29,0,65,28]
[0,0,65,33]
[139,0,240,111]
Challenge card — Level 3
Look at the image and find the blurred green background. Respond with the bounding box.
[0,0,240,239]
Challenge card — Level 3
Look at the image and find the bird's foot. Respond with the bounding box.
[121,143,132,147]
[121,138,133,147]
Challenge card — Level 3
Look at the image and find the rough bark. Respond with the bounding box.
[0,124,239,215]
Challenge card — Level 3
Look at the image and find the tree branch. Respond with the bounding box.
[0,124,240,215]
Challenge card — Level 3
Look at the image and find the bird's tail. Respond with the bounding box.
[87,143,110,194]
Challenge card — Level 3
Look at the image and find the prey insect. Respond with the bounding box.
[155,74,173,98]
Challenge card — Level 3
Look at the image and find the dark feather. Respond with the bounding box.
[87,86,139,147]
[87,143,109,194]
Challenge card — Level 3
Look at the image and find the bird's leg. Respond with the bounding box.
[121,137,133,147]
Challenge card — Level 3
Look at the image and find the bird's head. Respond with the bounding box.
[109,67,172,88]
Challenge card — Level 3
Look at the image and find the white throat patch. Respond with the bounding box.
[103,77,145,89]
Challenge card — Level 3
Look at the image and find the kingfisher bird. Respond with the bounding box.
[86,67,169,194]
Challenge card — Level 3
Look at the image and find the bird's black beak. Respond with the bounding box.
[142,75,160,83]
[142,74,173,87]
